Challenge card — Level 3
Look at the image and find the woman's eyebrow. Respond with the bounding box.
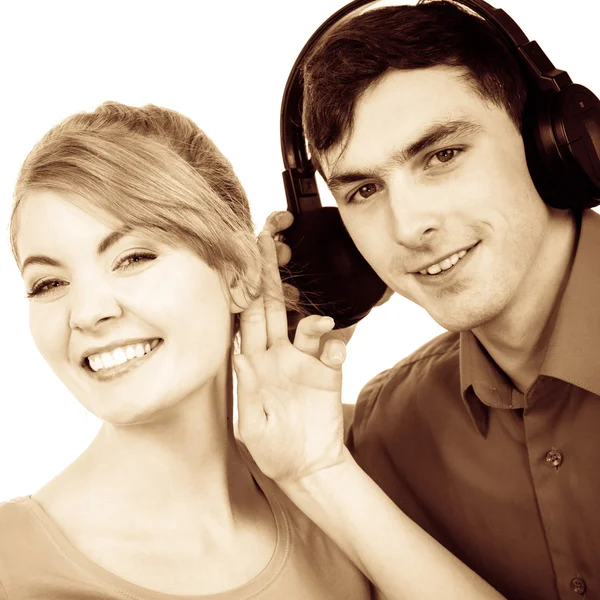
[326,118,482,193]
[20,230,127,274]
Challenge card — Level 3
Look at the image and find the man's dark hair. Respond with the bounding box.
[302,0,528,164]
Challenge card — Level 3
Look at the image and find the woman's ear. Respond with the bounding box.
[226,257,262,315]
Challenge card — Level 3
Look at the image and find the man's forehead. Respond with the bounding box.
[360,64,476,105]
[320,66,486,177]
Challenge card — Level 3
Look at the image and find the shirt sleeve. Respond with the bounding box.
[345,368,391,451]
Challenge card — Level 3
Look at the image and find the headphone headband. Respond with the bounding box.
[281,0,572,178]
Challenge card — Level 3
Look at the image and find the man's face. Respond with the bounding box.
[322,66,551,332]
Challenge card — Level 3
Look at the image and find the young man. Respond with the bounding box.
[270,1,600,598]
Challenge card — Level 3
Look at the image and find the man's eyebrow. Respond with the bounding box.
[20,230,127,274]
[326,119,482,193]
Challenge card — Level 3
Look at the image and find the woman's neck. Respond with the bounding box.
[31,359,279,595]
[35,359,262,540]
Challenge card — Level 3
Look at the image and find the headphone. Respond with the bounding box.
[280,0,600,329]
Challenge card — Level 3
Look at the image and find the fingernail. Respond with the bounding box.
[320,316,334,327]
[330,350,343,363]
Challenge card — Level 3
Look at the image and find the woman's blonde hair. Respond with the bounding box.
[11,101,263,333]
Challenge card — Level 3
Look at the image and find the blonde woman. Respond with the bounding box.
[1,101,504,600]
[0,102,373,599]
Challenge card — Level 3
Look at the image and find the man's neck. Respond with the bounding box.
[473,210,578,394]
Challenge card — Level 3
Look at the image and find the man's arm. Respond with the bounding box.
[279,447,505,600]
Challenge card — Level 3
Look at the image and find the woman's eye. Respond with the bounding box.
[27,279,67,299]
[115,251,157,271]
[426,148,462,168]
[349,183,380,204]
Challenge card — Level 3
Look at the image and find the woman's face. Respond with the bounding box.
[15,189,240,425]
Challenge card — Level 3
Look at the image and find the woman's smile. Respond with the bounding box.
[83,338,163,381]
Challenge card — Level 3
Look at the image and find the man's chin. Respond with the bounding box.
[426,307,498,334]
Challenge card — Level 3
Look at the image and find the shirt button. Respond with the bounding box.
[570,577,586,594]
[545,449,563,467]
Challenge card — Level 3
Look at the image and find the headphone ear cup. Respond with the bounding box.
[280,207,388,329]
[526,84,600,210]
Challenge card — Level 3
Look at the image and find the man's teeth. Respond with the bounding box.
[420,249,468,275]
[87,339,160,372]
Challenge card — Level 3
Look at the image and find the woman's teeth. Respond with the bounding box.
[87,339,160,372]
[420,249,468,275]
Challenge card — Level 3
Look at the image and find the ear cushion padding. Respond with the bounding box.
[282,207,388,328]
[527,84,600,209]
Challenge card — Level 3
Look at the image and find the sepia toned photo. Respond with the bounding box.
[1,1,598,598]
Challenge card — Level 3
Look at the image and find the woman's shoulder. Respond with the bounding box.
[0,495,148,600]
[0,496,35,534]
[0,496,51,560]
[0,496,44,581]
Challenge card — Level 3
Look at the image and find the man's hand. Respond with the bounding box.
[234,230,350,484]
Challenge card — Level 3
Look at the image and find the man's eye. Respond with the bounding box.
[349,183,380,204]
[426,148,462,168]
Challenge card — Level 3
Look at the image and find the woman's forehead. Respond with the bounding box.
[16,190,124,257]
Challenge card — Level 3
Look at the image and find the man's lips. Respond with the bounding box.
[409,243,478,274]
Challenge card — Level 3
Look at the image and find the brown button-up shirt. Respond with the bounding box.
[347,209,600,600]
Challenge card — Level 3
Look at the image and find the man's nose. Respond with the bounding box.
[387,180,442,249]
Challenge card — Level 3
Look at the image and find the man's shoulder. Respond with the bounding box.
[361,330,460,398]
[352,330,461,428]
[394,329,460,370]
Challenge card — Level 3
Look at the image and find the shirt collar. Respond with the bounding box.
[539,209,600,397]
[459,331,501,437]
[459,209,600,437]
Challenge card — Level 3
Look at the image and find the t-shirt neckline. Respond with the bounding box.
[23,443,291,600]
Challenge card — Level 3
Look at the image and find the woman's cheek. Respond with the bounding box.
[29,302,70,366]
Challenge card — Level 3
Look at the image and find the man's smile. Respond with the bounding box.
[412,242,480,283]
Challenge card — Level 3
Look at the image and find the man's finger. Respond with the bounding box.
[263,211,294,237]
[258,231,289,346]
[275,240,292,266]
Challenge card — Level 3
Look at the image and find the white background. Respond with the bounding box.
[1,0,598,500]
